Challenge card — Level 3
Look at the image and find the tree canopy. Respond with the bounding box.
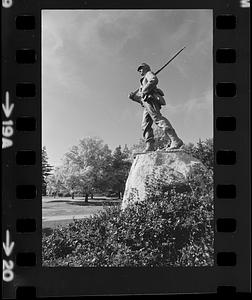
[46,137,132,201]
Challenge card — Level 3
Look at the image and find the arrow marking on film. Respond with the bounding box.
[2,91,14,119]
[3,230,15,257]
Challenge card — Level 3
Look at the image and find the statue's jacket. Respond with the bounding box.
[139,71,166,106]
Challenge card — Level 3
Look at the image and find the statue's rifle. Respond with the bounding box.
[154,46,186,76]
[130,46,186,98]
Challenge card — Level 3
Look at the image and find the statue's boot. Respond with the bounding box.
[164,128,183,150]
[143,141,155,152]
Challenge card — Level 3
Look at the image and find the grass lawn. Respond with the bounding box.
[42,196,121,232]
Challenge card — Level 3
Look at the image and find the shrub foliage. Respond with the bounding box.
[184,138,214,171]
[42,165,214,267]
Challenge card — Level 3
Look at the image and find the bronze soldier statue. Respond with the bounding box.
[129,63,183,152]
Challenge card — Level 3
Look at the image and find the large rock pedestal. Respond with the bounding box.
[121,150,204,210]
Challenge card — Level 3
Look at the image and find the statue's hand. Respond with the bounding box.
[140,90,147,97]
[140,92,144,99]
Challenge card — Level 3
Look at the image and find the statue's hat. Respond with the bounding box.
[137,63,150,71]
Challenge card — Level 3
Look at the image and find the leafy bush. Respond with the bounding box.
[42,165,214,267]
[184,138,214,171]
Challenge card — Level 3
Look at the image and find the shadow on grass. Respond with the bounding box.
[68,201,121,207]
[47,198,121,207]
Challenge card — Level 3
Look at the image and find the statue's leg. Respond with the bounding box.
[143,100,183,149]
[141,108,155,151]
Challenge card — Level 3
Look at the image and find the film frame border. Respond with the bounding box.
[1,0,250,298]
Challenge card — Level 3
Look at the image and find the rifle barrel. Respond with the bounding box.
[154,46,186,75]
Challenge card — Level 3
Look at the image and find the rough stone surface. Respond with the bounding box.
[121,150,205,210]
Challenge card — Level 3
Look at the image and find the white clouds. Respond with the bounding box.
[42,9,212,92]
[184,89,213,113]
[46,10,153,62]
[163,89,213,144]
[165,89,212,115]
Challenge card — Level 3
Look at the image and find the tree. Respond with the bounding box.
[108,146,131,198]
[46,166,67,197]
[184,138,213,170]
[122,144,131,158]
[62,137,112,202]
[42,146,53,196]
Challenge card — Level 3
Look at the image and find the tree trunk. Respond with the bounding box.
[85,193,89,203]
[118,191,121,199]
[91,193,94,199]
[71,192,74,199]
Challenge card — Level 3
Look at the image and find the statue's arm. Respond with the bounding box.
[128,90,143,105]
[141,72,158,94]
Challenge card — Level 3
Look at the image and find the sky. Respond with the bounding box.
[42,9,213,167]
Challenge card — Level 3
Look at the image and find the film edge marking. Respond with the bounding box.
[2,91,14,149]
[2,229,15,282]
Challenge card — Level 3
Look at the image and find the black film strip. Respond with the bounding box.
[2,0,250,298]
